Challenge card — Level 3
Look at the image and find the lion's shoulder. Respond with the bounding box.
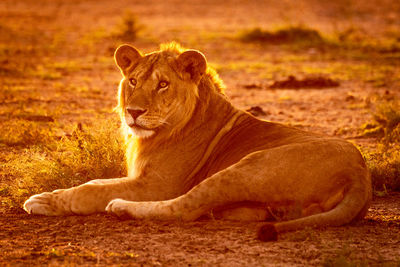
[190,113,313,184]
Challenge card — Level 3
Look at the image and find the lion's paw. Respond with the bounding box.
[106,199,134,219]
[23,191,63,216]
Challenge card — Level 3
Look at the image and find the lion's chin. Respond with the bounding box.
[129,126,155,139]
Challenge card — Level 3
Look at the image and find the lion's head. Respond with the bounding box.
[114,42,224,140]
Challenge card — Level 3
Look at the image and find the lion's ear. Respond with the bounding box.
[176,50,207,84]
[114,45,142,75]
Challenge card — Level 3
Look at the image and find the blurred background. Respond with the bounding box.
[1,0,400,201]
[1,0,400,208]
[1,0,400,203]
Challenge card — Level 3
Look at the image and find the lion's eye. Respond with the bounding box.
[129,78,137,88]
[158,81,169,89]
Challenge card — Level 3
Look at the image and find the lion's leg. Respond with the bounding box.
[210,206,271,221]
[257,168,371,241]
[105,147,311,220]
[84,177,131,185]
[106,144,370,237]
[24,178,156,216]
[106,166,269,221]
[106,150,274,220]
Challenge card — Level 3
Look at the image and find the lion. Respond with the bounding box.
[24,42,371,241]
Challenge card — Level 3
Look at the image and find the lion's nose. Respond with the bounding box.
[127,108,147,120]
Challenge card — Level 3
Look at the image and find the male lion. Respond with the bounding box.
[24,42,371,241]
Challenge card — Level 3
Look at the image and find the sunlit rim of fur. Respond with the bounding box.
[114,42,226,140]
[159,41,226,94]
[114,42,228,174]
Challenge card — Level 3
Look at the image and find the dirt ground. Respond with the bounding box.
[1,0,400,266]
[0,193,399,266]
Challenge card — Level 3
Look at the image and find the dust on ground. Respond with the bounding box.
[1,0,400,266]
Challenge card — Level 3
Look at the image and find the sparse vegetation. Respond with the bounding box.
[238,24,400,57]
[1,119,126,206]
[269,75,339,89]
[364,146,400,193]
[365,99,400,143]
[238,25,324,46]
[0,119,57,148]
[361,99,400,193]
[337,26,400,53]
[114,10,143,41]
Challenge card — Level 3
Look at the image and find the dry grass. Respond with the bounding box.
[113,10,143,41]
[238,25,324,46]
[372,100,400,144]
[0,119,126,206]
[361,99,400,193]
[364,146,400,194]
[0,119,57,148]
[237,24,400,58]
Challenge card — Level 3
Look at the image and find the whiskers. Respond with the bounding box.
[135,111,172,130]
[149,112,172,127]
[159,119,171,126]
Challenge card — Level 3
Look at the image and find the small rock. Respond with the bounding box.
[345,94,356,101]
[243,83,263,89]
[246,106,267,117]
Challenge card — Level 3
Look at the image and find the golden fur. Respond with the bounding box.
[116,42,227,176]
[24,42,371,241]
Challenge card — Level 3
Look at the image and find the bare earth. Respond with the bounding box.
[1,0,400,266]
[0,194,399,266]
[0,194,400,266]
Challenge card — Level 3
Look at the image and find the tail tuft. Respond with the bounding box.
[257,223,278,242]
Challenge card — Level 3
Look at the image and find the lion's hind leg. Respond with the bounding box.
[106,151,271,221]
[210,204,270,221]
[258,168,371,242]
[106,198,271,221]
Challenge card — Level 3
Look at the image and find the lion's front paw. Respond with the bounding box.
[106,199,134,219]
[23,191,65,216]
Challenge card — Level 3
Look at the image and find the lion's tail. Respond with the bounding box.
[258,169,371,242]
